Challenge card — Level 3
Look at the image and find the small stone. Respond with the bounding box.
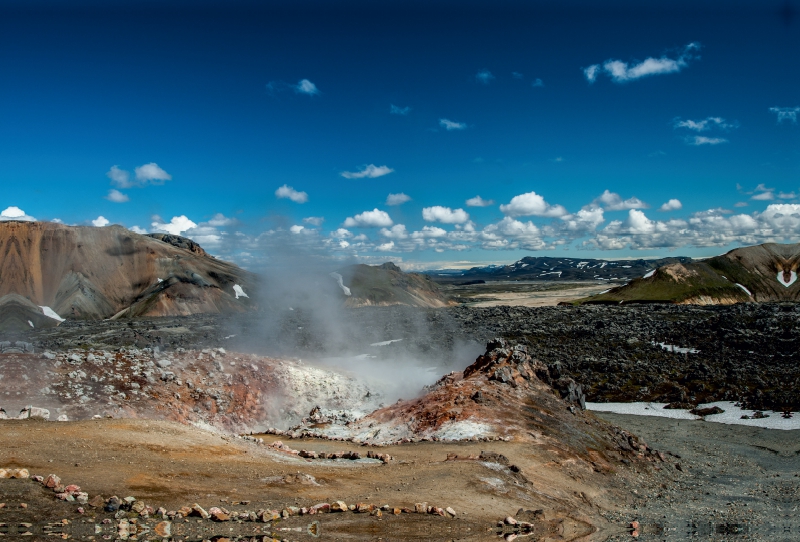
[44,474,61,488]
[209,507,230,521]
[191,503,210,519]
[154,521,172,537]
[445,507,457,517]
[331,501,348,512]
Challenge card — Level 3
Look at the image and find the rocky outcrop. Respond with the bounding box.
[288,338,638,471]
[0,221,256,326]
[338,262,451,308]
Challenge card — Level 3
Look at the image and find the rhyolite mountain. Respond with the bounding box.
[428,255,692,283]
[336,262,451,308]
[575,242,800,304]
[0,221,257,331]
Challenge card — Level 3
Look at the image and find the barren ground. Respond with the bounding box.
[440,282,612,307]
[1,417,635,541]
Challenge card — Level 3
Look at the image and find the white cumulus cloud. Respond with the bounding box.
[135,162,172,183]
[331,228,353,239]
[659,199,683,211]
[411,226,447,239]
[751,184,775,201]
[151,215,197,236]
[289,225,305,234]
[295,79,319,95]
[591,190,649,211]
[687,135,727,146]
[207,213,235,227]
[130,225,147,234]
[380,224,409,239]
[584,42,700,84]
[673,117,736,132]
[341,164,394,179]
[106,165,132,188]
[343,209,393,228]
[376,241,395,252]
[422,206,470,224]
[0,206,35,221]
[386,193,411,206]
[466,195,494,207]
[275,184,309,203]
[92,216,110,227]
[481,217,547,251]
[108,163,172,188]
[106,189,129,203]
[439,119,466,131]
[500,191,568,218]
[303,216,324,226]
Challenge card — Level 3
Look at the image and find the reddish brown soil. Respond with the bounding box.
[0,417,638,540]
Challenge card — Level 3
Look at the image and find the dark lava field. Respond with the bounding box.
[12,302,800,412]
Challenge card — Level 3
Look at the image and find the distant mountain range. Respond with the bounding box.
[426,255,693,283]
[573,243,800,304]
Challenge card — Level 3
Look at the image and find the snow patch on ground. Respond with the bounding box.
[370,339,403,347]
[28,320,34,328]
[643,269,655,279]
[329,272,351,296]
[233,284,249,299]
[777,271,797,288]
[40,306,65,322]
[736,283,752,296]
[587,401,800,430]
[653,341,699,354]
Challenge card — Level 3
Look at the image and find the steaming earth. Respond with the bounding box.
[3,302,800,540]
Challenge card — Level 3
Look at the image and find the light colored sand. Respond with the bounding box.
[467,284,612,307]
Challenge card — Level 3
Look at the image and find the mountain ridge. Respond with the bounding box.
[573,242,800,304]
[0,221,256,331]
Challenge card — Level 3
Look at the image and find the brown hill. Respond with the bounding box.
[0,221,256,329]
[574,242,800,305]
[338,262,451,308]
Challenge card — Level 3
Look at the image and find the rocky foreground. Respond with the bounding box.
[19,302,798,412]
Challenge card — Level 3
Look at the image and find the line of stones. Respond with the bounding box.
[260,427,513,444]
[0,468,459,524]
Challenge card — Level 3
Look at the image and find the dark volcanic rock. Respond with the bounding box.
[18,301,800,413]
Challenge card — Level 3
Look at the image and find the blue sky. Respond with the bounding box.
[1,0,799,269]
